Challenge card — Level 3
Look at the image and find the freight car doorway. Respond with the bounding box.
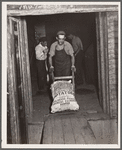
[25,12,102,123]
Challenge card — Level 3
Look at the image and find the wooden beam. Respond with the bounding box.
[7,5,118,16]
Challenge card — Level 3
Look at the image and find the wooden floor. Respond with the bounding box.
[28,122,44,144]
[89,119,118,144]
[42,112,96,144]
[42,112,118,144]
[30,82,118,144]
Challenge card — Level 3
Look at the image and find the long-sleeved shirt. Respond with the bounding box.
[35,43,48,60]
[49,41,74,57]
[72,36,83,53]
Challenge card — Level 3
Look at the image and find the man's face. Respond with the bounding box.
[57,35,65,45]
[41,41,47,47]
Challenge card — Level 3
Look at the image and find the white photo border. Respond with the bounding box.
[2,1,121,149]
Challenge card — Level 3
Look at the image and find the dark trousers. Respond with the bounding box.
[36,60,47,90]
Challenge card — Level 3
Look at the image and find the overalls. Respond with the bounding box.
[54,45,71,77]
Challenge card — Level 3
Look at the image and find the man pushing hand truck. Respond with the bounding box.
[49,31,79,113]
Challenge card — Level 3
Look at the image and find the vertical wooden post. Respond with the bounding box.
[19,18,29,144]
[99,12,107,113]
[23,19,33,120]
[96,12,109,114]
[103,12,110,115]
[96,11,118,118]
[96,13,102,105]
[7,17,21,144]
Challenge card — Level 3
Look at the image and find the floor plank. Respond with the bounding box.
[61,115,76,144]
[28,123,43,144]
[70,116,86,144]
[102,119,118,144]
[89,120,108,144]
[43,114,117,144]
[78,117,96,144]
[52,116,64,144]
[89,119,118,144]
[42,117,53,144]
[110,119,118,144]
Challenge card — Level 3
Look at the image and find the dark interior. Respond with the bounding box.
[26,13,98,91]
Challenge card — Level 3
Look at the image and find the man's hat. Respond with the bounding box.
[57,31,66,36]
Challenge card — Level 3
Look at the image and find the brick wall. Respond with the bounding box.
[107,11,118,118]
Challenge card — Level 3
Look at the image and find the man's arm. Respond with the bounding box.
[75,39,83,56]
[72,39,79,54]
[49,55,53,67]
[71,54,76,72]
[71,54,75,66]
[49,55,54,73]
[49,43,55,72]
[72,37,83,56]
[72,43,78,54]
[74,49,80,56]
[67,42,76,71]
[67,42,75,67]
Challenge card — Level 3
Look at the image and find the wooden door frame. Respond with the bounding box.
[96,12,110,114]
[7,16,33,144]
[7,17,21,144]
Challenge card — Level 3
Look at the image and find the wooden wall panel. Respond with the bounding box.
[107,11,118,118]
[7,18,21,144]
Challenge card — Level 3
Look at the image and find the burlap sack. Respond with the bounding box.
[51,80,79,113]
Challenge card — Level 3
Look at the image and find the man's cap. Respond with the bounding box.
[57,31,66,36]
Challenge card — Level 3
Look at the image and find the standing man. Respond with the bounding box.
[49,31,75,77]
[35,37,48,93]
[67,34,84,85]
